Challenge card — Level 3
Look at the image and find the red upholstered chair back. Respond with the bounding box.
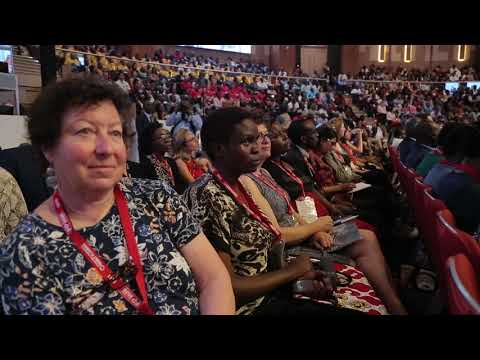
[398,161,409,192]
[404,168,419,209]
[445,254,480,315]
[413,178,431,234]
[435,210,480,295]
[421,190,446,260]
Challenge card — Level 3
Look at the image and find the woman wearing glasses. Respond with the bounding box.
[173,129,209,194]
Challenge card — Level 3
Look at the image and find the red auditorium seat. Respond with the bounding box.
[413,178,431,235]
[404,168,419,209]
[388,146,399,172]
[421,190,446,259]
[431,209,456,276]
[397,161,408,192]
[445,254,480,315]
[394,153,401,176]
[388,146,401,184]
[434,210,480,295]
[388,146,394,159]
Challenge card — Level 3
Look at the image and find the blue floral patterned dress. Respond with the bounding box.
[0,178,201,315]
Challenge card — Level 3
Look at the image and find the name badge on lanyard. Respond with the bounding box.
[295,196,318,224]
[53,186,154,315]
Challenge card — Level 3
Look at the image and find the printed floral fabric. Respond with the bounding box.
[293,262,388,315]
[0,167,28,244]
[183,173,276,315]
[0,178,201,315]
[147,155,176,187]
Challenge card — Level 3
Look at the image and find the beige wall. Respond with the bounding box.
[301,46,328,75]
[103,45,478,77]
[341,45,476,75]
[251,45,297,74]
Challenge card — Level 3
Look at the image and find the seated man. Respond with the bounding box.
[265,118,386,235]
[424,124,471,191]
[404,119,437,169]
[264,117,344,217]
[415,123,452,177]
[425,125,480,234]
[398,118,418,163]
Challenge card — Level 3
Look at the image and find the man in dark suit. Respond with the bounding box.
[135,101,153,142]
[0,144,51,212]
[273,117,343,216]
[282,118,320,190]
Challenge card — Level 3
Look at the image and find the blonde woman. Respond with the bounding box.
[174,129,208,193]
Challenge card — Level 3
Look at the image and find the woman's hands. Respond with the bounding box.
[311,231,333,250]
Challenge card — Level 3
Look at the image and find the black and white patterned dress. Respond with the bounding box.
[183,173,276,315]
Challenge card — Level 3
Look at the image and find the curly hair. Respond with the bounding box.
[201,107,253,160]
[138,121,165,156]
[317,125,338,142]
[27,75,132,170]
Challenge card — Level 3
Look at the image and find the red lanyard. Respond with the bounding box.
[270,160,306,198]
[154,154,175,186]
[53,186,154,315]
[250,170,295,215]
[210,168,282,243]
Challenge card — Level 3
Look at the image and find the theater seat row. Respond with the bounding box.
[388,145,480,314]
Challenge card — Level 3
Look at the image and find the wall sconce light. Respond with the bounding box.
[378,45,387,62]
[458,45,468,62]
[404,45,413,63]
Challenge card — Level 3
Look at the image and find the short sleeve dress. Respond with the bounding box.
[0,178,201,315]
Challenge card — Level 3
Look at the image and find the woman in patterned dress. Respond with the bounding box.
[0,167,28,244]
[183,107,363,316]
[0,76,235,315]
[138,121,187,194]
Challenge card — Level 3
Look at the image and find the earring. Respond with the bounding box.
[45,165,58,190]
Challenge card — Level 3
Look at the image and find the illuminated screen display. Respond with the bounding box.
[445,82,459,91]
[0,45,13,73]
[445,81,480,92]
[467,81,480,89]
[179,45,251,54]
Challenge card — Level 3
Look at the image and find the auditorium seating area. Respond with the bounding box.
[357,64,478,82]
[389,143,480,314]
[1,44,479,315]
[54,45,480,129]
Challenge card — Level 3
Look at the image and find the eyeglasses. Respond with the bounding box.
[153,132,172,140]
[270,131,288,140]
[258,132,271,142]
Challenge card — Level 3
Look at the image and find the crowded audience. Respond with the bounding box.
[357,63,478,82]
[0,76,235,315]
[1,45,479,315]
